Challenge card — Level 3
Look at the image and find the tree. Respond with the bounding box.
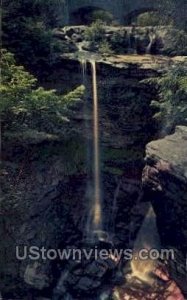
[84,20,105,43]
[157,0,187,30]
[2,0,65,73]
[0,49,85,138]
[99,40,114,56]
[145,65,187,134]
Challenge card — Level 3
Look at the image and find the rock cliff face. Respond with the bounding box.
[0,59,156,298]
[1,49,187,298]
[142,126,187,295]
[143,126,187,248]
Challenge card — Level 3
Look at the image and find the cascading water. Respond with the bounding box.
[130,205,160,284]
[91,60,102,232]
[80,59,103,238]
[146,30,156,54]
[80,59,93,235]
[81,59,87,80]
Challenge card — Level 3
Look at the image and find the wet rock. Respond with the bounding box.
[81,41,98,52]
[52,29,66,40]
[76,276,101,291]
[54,239,119,297]
[85,261,107,278]
[71,33,83,43]
[63,26,85,38]
[53,271,67,296]
[24,262,51,290]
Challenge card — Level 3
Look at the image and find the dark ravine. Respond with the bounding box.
[2,0,187,298]
[0,57,158,299]
[1,48,187,299]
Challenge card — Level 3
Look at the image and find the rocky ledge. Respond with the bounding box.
[144,126,187,183]
[53,25,187,56]
[59,53,187,77]
[142,126,187,296]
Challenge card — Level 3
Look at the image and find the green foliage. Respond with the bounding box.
[145,65,187,133]
[157,0,186,30]
[0,49,85,137]
[84,20,105,43]
[110,31,129,54]
[37,139,86,175]
[162,29,187,56]
[98,40,114,56]
[85,10,114,25]
[137,12,173,26]
[2,0,64,72]
[84,21,114,55]
[0,49,37,114]
[134,1,186,30]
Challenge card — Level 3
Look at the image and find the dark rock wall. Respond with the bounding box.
[0,60,158,297]
[142,126,187,296]
[143,126,187,251]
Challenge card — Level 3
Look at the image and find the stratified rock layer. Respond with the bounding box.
[143,126,187,296]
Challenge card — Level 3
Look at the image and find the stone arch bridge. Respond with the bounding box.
[62,0,160,25]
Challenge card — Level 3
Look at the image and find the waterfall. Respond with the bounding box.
[80,59,103,237]
[81,59,87,80]
[80,59,92,235]
[130,205,160,284]
[91,60,102,232]
[146,31,156,54]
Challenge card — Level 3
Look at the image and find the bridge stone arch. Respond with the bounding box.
[124,7,158,25]
[65,0,126,25]
[70,6,115,25]
[62,0,163,25]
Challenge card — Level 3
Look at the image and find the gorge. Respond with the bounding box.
[1,4,187,300]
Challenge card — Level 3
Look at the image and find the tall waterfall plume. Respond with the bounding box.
[80,59,103,237]
[91,60,102,232]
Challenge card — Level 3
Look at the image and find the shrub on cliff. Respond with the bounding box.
[161,28,187,56]
[145,65,187,134]
[0,49,85,139]
[98,40,114,56]
[2,0,65,74]
[110,31,130,54]
[84,20,105,43]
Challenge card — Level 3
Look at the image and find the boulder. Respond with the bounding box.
[24,262,51,290]
[52,29,66,40]
[143,126,187,248]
